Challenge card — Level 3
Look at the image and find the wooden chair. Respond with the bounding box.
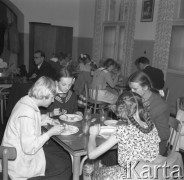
[0,146,17,180]
[84,84,108,114]
[0,85,12,124]
[161,87,169,102]
[176,97,184,112]
[167,117,182,155]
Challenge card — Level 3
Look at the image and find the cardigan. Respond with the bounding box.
[47,90,78,114]
[1,96,49,180]
[148,93,170,141]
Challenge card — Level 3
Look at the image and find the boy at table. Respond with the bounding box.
[1,76,72,180]
[43,63,83,117]
[41,64,83,153]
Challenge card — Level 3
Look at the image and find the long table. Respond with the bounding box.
[42,119,106,180]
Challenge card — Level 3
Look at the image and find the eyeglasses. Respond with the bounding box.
[34,56,41,59]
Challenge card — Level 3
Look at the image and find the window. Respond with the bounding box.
[100,0,127,63]
[168,24,184,72]
[168,0,184,73]
[93,0,135,76]
[102,22,125,62]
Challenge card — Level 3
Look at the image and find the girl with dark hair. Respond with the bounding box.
[128,71,170,156]
[87,91,160,180]
[46,64,82,116]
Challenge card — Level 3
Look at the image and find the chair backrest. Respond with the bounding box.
[85,84,106,113]
[167,117,182,155]
[162,87,169,102]
[0,146,17,180]
[176,97,184,112]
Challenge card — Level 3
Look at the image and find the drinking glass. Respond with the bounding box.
[82,120,90,135]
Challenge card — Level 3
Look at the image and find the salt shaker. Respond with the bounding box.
[100,109,105,125]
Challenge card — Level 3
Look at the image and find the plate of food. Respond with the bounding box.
[99,126,116,139]
[104,120,118,127]
[60,124,79,135]
[59,114,83,122]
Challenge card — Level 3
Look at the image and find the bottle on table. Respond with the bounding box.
[82,108,92,134]
[100,109,105,126]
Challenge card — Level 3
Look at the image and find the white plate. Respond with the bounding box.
[104,120,118,127]
[59,114,83,122]
[99,126,116,139]
[60,125,79,135]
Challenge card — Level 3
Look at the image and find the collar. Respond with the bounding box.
[55,90,72,103]
[144,65,150,69]
[56,85,65,94]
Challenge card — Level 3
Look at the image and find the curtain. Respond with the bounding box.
[92,0,136,77]
[152,0,176,77]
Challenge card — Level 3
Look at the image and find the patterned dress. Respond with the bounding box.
[92,124,160,180]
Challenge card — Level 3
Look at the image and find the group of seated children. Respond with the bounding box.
[1,53,171,180]
[74,55,122,106]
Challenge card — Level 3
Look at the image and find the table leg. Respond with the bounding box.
[73,156,80,180]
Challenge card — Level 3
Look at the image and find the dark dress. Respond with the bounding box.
[143,66,165,91]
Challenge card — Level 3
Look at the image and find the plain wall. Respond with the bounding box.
[7,0,95,68]
[134,0,159,40]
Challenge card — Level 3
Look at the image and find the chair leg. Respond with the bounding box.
[1,99,4,124]
[94,103,97,114]
[4,95,7,110]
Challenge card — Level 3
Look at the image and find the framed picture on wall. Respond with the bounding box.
[141,0,155,22]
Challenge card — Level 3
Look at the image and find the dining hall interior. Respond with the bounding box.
[1,0,184,180]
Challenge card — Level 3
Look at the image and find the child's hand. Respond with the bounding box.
[51,119,61,126]
[108,104,116,113]
[89,124,100,137]
[47,125,64,137]
[75,111,83,117]
[41,114,53,126]
[53,108,61,116]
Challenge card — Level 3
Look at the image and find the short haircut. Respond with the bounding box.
[28,76,56,99]
[34,50,45,58]
[135,57,150,66]
[128,71,152,89]
[103,58,116,69]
